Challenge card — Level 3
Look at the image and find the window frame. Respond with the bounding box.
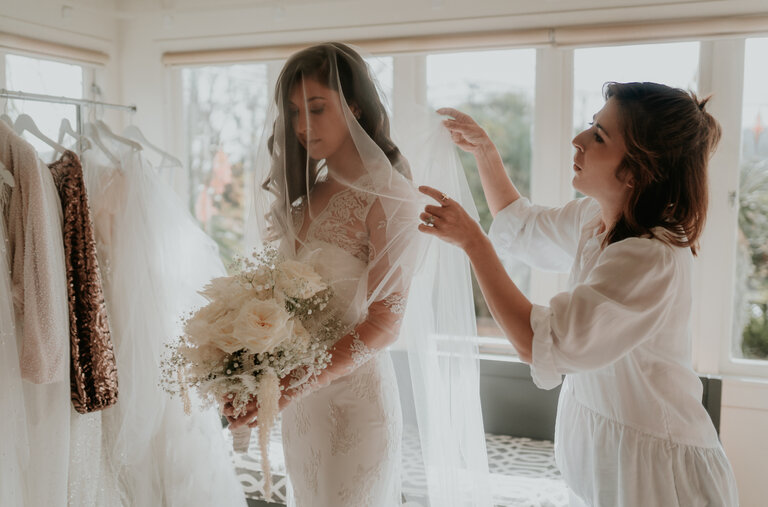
[168,33,768,377]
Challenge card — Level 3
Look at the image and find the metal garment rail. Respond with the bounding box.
[0,88,137,152]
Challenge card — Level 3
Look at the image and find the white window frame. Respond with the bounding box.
[167,32,768,377]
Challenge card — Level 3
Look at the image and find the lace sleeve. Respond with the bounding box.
[283,195,418,400]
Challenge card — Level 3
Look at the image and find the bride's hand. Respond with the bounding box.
[223,392,292,429]
[437,107,492,155]
[418,185,484,252]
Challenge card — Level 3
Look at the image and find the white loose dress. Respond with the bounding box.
[489,196,739,507]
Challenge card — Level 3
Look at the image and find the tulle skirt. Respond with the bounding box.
[82,148,247,507]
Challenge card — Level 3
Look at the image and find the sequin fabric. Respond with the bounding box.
[49,150,118,413]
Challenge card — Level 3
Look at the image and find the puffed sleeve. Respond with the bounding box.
[529,237,683,390]
[488,196,599,273]
[283,195,420,399]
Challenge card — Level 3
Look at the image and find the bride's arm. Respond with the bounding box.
[438,107,520,217]
[226,197,417,428]
[281,198,413,399]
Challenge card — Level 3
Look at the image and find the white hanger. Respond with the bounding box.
[0,113,12,126]
[123,124,183,168]
[58,118,91,152]
[84,122,120,166]
[14,114,67,155]
[0,160,14,188]
[91,120,142,151]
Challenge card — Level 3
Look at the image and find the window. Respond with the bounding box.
[181,63,272,267]
[733,37,768,363]
[427,49,536,339]
[573,42,700,136]
[3,53,83,157]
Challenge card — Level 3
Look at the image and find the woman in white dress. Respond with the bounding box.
[225,43,423,507]
[420,82,739,506]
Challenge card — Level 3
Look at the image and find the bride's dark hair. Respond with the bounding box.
[263,42,410,204]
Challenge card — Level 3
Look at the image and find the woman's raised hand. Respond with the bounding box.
[437,108,491,154]
[418,185,484,252]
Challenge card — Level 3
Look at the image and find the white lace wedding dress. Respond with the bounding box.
[280,176,408,507]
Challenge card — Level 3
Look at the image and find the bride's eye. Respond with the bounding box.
[310,107,324,115]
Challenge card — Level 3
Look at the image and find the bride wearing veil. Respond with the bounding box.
[227,42,492,507]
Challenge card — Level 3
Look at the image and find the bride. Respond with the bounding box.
[225,42,492,507]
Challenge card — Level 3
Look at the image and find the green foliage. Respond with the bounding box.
[738,158,768,359]
[455,91,533,322]
[742,305,768,359]
[456,91,532,231]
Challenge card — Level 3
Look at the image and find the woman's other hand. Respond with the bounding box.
[418,185,485,252]
[438,107,492,155]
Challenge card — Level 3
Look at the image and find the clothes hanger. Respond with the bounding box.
[58,118,91,153]
[0,98,12,126]
[14,114,67,155]
[83,122,120,166]
[123,124,183,168]
[90,119,142,152]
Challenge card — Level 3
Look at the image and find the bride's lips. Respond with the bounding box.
[573,160,582,172]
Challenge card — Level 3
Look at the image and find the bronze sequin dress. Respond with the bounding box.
[49,150,118,413]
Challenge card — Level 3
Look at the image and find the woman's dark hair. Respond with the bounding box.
[264,42,410,204]
[603,81,722,255]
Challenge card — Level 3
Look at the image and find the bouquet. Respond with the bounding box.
[162,245,341,494]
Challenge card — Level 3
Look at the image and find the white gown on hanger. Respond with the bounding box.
[0,184,27,507]
[82,146,247,507]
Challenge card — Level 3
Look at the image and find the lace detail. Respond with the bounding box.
[302,447,321,495]
[329,400,362,456]
[337,463,381,506]
[349,365,381,403]
[349,330,375,367]
[382,293,407,315]
[294,399,312,437]
[304,181,376,263]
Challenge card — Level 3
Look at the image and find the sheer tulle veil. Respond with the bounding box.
[245,42,491,506]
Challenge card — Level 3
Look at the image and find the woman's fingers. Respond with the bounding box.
[418,185,452,205]
[436,107,462,118]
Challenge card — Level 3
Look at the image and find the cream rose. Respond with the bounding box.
[275,260,326,299]
[233,299,293,354]
[207,313,244,354]
[184,299,232,346]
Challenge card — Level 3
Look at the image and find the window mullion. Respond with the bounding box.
[530,47,574,304]
[693,39,746,375]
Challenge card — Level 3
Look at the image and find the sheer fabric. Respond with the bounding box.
[0,120,71,507]
[82,145,247,507]
[489,196,738,506]
[0,181,27,507]
[246,43,490,506]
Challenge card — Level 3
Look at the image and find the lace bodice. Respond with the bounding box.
[281,174,419,404]
[292,177,377,264]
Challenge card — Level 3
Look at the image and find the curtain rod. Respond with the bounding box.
[0,89,136,113]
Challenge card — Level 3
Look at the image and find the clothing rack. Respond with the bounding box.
[0,88,137,152]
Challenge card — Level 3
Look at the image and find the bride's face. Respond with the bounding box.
[288,77,353,161]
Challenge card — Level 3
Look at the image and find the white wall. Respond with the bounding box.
[721,379,768,506]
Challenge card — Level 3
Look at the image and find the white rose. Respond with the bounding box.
[184,299,231,346]
[275,260,327,299]
[207,314,244,354]
[233,299,293,354]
